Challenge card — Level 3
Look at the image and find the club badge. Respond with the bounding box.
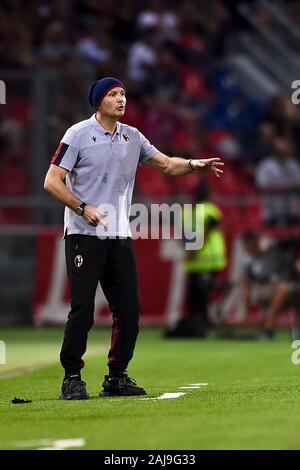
[74,255,83,268]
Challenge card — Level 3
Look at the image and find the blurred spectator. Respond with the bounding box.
[0,118,28,193]
[143,97,185,151]
[112,0,138,52]
[256,137,300,226]
[263,95,300,147]
[0,117,29,223]
[143,45,181,100]
[127,20,158,82]
[39,21,72,67]
[76,18,113,73]
[0,4,35,68]
[241,231,300,339]
[244,121,277,165]
[137,0,180,43]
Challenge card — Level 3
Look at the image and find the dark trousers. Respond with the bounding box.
[186,272,213,325]
[60,235,140,375]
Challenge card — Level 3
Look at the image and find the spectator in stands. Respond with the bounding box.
[256,137,300,226]
[39,21,72,67]
[241,231,300,340]
[263,95,300,146]
[112,0,138,52]
[127,18,159,82]
[0,117,29,223]
[143,45,181,101]
[143,97,185,152]
[244,121,277,165]
[137,0,180,43]
[76,18,113,73]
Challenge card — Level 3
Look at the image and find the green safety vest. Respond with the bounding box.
[182,202,227,272]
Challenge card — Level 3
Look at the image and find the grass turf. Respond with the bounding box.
[0,327,300,450]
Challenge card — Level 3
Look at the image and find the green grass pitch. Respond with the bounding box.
[0,327,300,450]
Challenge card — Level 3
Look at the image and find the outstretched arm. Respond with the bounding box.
[144,152,224,177]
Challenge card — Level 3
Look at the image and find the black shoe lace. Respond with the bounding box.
[68,379,86,393]
[119,376,137,387]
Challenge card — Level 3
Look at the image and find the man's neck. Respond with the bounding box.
[96,113,118,134]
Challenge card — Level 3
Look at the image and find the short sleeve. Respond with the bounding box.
[138,131,159,165]
[51,126,80,172]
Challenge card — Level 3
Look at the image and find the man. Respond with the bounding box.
[44,76,223,400]
[241,231,300,340]
[255,137,300,226]
[184,185,226,333]
[165,184,227,338]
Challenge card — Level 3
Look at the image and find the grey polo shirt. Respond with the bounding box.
[51,114,158,237]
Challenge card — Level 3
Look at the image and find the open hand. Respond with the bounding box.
[191,158,224,177]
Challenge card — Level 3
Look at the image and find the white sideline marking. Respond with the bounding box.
[141,392,186,401]
[14,438,85,450]
[189,383,208,386]
[155,392,186,400]
[179,383,208,389]
[179,386,201,389]
[140,383,208,400]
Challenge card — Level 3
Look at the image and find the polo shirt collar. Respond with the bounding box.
[90,114,121,135]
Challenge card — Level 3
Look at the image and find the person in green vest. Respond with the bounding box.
[166,184,227,337]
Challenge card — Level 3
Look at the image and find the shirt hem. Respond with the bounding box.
[65,229,132,238]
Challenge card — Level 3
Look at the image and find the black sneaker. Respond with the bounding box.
[99,375,146,397]
[60,377,89,400]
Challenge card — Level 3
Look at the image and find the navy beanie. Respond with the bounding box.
[88,77,125,109]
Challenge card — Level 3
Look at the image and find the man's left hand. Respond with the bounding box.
[191,157,224,177]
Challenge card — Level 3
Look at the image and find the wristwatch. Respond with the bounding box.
[74,202,87,216]
[188,159,196,172]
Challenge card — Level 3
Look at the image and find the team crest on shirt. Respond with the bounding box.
[74,254,83,268]
[122,133,129,142]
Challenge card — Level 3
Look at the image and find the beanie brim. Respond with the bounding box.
[95,83,125,109]
[88,77,125,109]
